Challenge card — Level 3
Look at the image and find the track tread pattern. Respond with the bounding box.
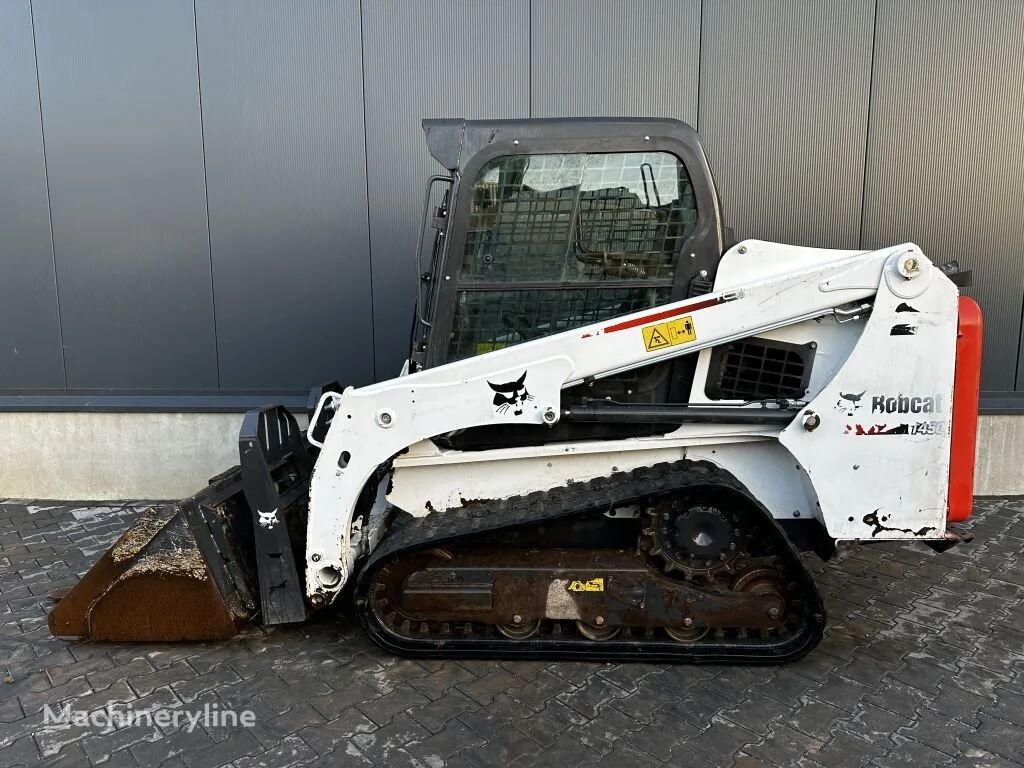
[357,460,825,664]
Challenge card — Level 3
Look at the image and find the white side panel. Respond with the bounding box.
[388,428,773,517]
[780,249,957,540]
[686,441,815,521]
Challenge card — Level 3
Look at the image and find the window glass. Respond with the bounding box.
[448,286,673,361]
[460,152,697,284]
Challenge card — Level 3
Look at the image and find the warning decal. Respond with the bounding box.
[568,577,605,593]
[641,316,696,352]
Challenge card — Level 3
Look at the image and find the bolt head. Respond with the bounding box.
[595,616,605,626]
[683,617,694,627]
[513,614,522,624]
[898,255,922,278]
[768,607,781,620]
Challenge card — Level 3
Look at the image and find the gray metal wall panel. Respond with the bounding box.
[699,0,875,249]
[195,0,374,391]
[530,0,700,121]
[31,0,217,389]
[362,0,530,378]
[862,0,1024,391]
[0,1,64,388]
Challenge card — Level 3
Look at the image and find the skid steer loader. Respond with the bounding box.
[50,118,982,663]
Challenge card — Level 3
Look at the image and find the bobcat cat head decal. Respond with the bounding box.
[488,371,534,416]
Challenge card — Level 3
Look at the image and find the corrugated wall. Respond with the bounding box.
[1,0,1022,401]
[699,0,875,250]
[861,0,1024,390]
[530,0,700,122]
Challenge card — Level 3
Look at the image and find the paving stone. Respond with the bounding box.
[546,661,614,687]
[43,651,115,688]
[457,693,533,740]
[407,687,480,733]
[849,701,911,748]
[677,715,759,765]
[0,735,40,767]
[981,685,1024,727]
[511,733,602,768]
[602,741,700,768]
[809,672,873,713]
[458,722,543,768]
[862,679,932,719]
[958,713,1024,763]
[127,659,198,697]
[610,678,688,724]
[458,667,526,706]
[507,668,575,712]
[868,733,957,767]
[744,723,822,766]
[897,706,969,757]
[927,681,992,724]
[555,673,628,719]
[806,727,887,768]
[352,712,430,765]
[408,660,478,700]
[620,703,701,761]
[86,657,155,692]
[514,698,587,748]
[595,663,666,694]
[357,682,431,727]
[307,679,382,720]
[129,723,214,766]
[80,723,162,764]
[406,717,486,764]
[785,697,845,742]
[249,701,327,748]
[565,699,640,755]
[231,733,317,768]
[296,707,377,756]
[180,729,263,768]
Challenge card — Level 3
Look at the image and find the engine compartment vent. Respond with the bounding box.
[705,338,814,401]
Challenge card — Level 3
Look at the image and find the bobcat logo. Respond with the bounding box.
[834,390,866,417]
[488,371,533,416]
[258,508,278,529]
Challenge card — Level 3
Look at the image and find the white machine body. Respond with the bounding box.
[304,240,959,603]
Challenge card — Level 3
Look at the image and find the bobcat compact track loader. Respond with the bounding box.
[50,118,983,663]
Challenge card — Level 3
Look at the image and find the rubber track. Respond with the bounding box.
[356,460,825,664]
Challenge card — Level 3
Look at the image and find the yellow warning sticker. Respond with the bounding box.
[642,316,696,352]
[568,577,605,593]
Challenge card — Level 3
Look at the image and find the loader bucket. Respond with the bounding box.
[49,398,330,643]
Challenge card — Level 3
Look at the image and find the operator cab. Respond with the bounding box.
[411,118,735,447]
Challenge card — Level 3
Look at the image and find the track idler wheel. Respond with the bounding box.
[665,624,711,643]
[734,568,787,621]
[575,620,620,641]
[496,620,541,640]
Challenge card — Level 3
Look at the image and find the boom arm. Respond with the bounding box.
[304,241,942,605]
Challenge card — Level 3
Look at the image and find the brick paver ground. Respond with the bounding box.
[1,497,1022,767]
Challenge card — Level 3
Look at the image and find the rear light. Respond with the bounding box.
[947,296,983,522]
